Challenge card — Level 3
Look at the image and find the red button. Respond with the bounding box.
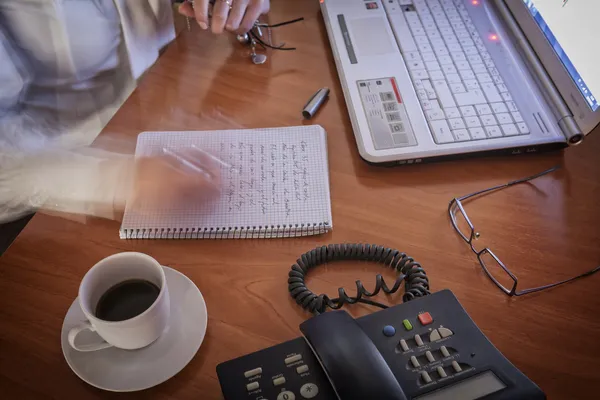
[418,312,433,325]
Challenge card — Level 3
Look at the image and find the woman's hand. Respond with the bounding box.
[178,0,270,34]
[127,146,222,212]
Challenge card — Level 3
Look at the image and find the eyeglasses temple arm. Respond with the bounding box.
[516,265,600,296]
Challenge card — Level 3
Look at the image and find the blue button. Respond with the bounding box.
[383,325,396,337]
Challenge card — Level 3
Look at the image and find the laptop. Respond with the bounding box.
[319,0,600,165]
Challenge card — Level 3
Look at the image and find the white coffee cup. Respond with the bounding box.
[68,252,170,352]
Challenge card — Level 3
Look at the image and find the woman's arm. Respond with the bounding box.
[0,24,30,115]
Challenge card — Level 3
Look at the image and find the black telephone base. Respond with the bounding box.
[217,290,545,400]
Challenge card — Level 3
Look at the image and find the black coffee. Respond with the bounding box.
[95,279,160,322]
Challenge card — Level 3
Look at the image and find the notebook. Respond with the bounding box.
[119,126,332,239]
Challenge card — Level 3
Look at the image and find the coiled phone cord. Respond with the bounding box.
[288,244,430,316]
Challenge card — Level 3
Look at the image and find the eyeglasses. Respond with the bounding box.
[449,166,600,296]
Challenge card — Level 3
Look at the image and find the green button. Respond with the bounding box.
[402,319,413,331]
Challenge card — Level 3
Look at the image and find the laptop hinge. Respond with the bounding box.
[493,0,584,145]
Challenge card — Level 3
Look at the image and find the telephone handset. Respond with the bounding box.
[217,244,545,400]
[300,310,407,400]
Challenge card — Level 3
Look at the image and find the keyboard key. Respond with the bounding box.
[405,11,420,24]
[491,102,508,113]
[455,30,470,39]
[435,47,450,56]
[456,61,471,71]
[453,22,466,32]
[413,80,425,90]
[429,70,445,80]
[485,58,495,68]
[453,129,471,141]
[511,111,524,122]
[446,73,462,84]
[468,54,483,64]
[481,115,497,126]
[459,38,474,47]
[445,34,458,44]
[427,30,441,40]
[388,13,418,52]
[497,83,509,93]
[454,89,487,106]
[459,69,475,80]
[415,36,430,46]
[407,60,426,71]
[423,80,437,99]
[412,70,430,80]
[430,119,455,143]
[506,101,518,112]
[426,61,442,71]
[421,99,438,110]
[438,55,453,65]
[416,89,428,101]
[469,127,487,139]
[445,107,461,119]
[481,82,503,102]
[464,79,480,90]
[485,125,503,137]
[496,113,513,124]
[431,37,446,48]
[472,63,487,74]
[493,75,504,85]
[475,104,492,115]
[440,26,454,36]
[476,73,493,83]
[442,64,458,74]
[432,80,457,107]
[501,123,519,136]
[451,52,467,62]
[412,26,426,36]
[450,83,467,94]
[422,52,436,62]
[426,108,446,121]
[464,46,478,55]
[460,106,476,117]
[447,42,461,52]
[449,118,466,130]
[405,52,422,62]
[465,116,481,128]
[418,42,433,53]
[517,122,530,134]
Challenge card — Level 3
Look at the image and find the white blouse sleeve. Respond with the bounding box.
[0,25,30,114]
[0,147,135,224]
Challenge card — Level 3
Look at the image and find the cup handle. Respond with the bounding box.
[68,321,113,352]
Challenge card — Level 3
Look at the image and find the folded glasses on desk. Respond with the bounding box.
[449,166,600,296]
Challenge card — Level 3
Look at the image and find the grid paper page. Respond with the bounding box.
[120,126,332,238]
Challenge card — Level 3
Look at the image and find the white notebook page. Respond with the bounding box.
[120,126,332,236]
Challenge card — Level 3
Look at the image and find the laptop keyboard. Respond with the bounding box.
[387,0,530,144]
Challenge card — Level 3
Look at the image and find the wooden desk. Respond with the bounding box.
[1,2,599,399]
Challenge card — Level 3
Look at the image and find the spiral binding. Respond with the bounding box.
[120,222,331,240]
[288,244,430,315]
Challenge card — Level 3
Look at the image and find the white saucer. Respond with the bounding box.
[61,266,207,392]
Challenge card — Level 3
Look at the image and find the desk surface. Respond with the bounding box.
[1,2,599,399]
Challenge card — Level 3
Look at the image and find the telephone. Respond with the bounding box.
[216,245,546,400]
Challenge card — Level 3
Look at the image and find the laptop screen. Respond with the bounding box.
[522,0,599,111]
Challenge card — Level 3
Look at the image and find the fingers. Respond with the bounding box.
[193,0,210,30]
[211,0,231,34]
[177,1,195,18]
[238,0,265,34]
[226,0,249,32]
